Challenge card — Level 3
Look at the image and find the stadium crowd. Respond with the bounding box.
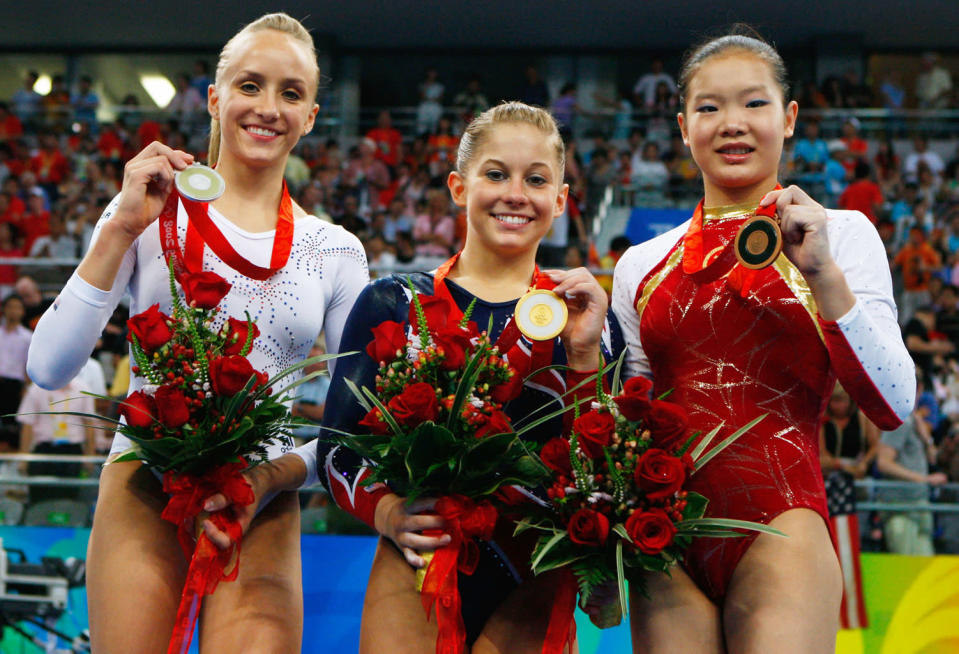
[1,53,959,552]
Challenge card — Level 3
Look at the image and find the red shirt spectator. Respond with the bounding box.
[366,110,402,168]
[839,162,883,224]
[97,126,125,161]
[29,137,69,186]
[0,108,23,142]
[894,228,941,292]
[0,193,25,225]
[20,193,50,254]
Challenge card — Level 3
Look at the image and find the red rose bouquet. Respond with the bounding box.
[93,262,328,654]
[517,368,780,650]
[330,281,567,654]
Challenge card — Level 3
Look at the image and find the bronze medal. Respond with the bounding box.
[734,214,782,270]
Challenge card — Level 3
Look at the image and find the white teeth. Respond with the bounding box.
[494,214,531,225]
[247,126,277,137]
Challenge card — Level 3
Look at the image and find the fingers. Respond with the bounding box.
[203,493,227,512]
[759,184,821,213]
[545,268,607,309]
[201,518,233,550]
[134,140,194,170]
[405,497,439,514]
[395,531,451,553]
[402,547,427,568]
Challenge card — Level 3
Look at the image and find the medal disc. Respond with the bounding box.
[514,289,567,341]
[175,164,225,202]
[734,214,782,270]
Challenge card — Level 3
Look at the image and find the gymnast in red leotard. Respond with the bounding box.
[611,27,914,654]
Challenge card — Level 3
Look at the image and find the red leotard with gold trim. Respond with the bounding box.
[612,203,914,602]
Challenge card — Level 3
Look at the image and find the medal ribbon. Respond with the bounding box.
[432,252,557,378]
[159,181,294,282]
[681,187,780,296]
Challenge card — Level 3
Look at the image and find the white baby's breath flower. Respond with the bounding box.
[141,384,159,396]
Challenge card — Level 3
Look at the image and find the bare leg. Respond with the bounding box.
[723,508,841,654]
[199,491,303,653]
[86,461,187,654]
[473,570,577,654]
[359,537,438,654]
[629,564,724,654]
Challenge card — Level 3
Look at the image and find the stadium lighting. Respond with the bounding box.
[139,74,176,108]
[33,75,51,96]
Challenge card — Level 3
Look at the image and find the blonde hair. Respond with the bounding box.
[207,12,319,166]
[456,101,565,176]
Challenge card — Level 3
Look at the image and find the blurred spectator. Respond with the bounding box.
[629,141,669,206]
[0,223,23,296]
[632,59,676,109]
[19,189,51,255]
[935,284,959,349]
[14,275,51,330]
[839,161,883,224]
[904,136,945,185]
[596,234,632,295]
[839,117,868,175]
[0,104,23,143]
[70,75,100,131]
[412,190,454,259]
[426,117,458,178]
[453,75,489,124]
[16,377,95,503]
[519,66,550,108]
[382,197,414,244]
[903,305,954,384]
[191,59,212,98]
[916,52,953,110]
[365,234,397,271]
[11,71,41,126]
[879,70,906,110]
[166,72,205,132]
[416,68,445,135]
[551,84,580,135]
[284,147,311,194]
[894,230,942,325]
[43,74,71,127]
[877,393,948,555]
[365,110,402,168]
[29,213,77,259]
[821,383,880,482]
[874,139,901,193]
[394,230,416,265]
[791,121,830,184]
[334,195,366,237]
[343,138,391,212]
[29,133,68,202]
[0,294,31,442]
[796,80,829,110]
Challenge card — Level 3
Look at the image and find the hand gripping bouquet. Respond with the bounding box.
[517,364,781,652]
[97,262,329,654]
[331,280,569,654]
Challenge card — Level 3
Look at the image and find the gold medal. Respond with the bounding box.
[514,289,567,341]
[175,164,226,202]
[734,214,782,270]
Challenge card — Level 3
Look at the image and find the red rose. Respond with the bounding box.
[567,508,610,546]
[646,400,689,451]
[366,320,407,364]
[358,407,390,435]
[474,409,512,439]
[433,325,472,371]
[540,437,572,475]
[223,316,261,356]
[181,271,232,309]
[119,391,156,428]
[633,448,687,500]
[387,382,438,426]
[408,294,450,333]
[126,304,173,352]
[154,384,190,428]
[625,508,677,555]
[490,367,524,404]
[614,376,653,421]
[209,355,258,397]
[573,409,615,459]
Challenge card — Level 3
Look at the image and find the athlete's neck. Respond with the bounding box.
[447,244,537,303]
[703,177,779,212]
[211,157,287,233]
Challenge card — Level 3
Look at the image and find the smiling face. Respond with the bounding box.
[209,29,318,171]
[448,122,567,259]
[678,50,797,206]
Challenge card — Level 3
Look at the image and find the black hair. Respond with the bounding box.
[678,24,789,113]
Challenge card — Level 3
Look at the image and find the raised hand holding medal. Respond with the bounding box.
[733,201,782,270]
[758,185,835,278]
[542,267,609,371]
